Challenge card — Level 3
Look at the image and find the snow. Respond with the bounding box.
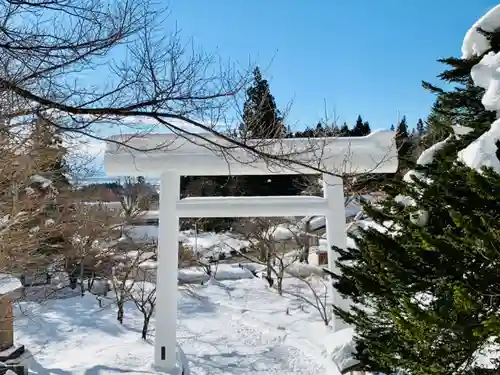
[458,118,500,173]
[0,273,22,295]
[180,231,250,258]
[30,174,53,188]
[104,130,398,177]
[178,264,255,284]
[471,51,500,112]
[462,4,500,59]
[14,277,353,374]
[458,5,500,172]
[323,328,357,373]
[416,135,453,166]
[125,225,250,260]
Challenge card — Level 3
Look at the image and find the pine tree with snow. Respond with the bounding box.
[333,7,500,375]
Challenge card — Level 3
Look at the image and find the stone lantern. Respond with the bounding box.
[0,274,27,375]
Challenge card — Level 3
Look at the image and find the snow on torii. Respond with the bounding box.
[103,130,398,374]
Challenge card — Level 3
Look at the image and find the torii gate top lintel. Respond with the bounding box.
[104,130,398,177]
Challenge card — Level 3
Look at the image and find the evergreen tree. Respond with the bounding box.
[30,115,69,186]
[241,67,285,139]
[395,116,412,171]
[351,115,371,136]
[333,23,500,375]
[416,118,425,136]
[362,120,371,136]
[238,67,299,197]
[339,122,351,136]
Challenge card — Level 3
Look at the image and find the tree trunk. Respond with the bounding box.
[79,261,85,296]
[141,315,150,339]
[265,254,274,287]
[277,273,283,295]
[117,303,124,324]
[300,221,311,263]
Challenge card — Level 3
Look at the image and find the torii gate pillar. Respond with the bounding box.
[154,171,180,372]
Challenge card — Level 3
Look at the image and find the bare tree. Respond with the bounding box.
[61,202,120,296]
[129,271,156,340]
[233,217,301,295]
[0,0,253,150]
[283,274,331,326]
[0,0,395,181]
[118,177,154,221]
[109,239,156,324]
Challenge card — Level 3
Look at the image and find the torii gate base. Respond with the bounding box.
[103,131,398,373]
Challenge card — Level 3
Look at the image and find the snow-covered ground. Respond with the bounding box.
[15,276,354,375]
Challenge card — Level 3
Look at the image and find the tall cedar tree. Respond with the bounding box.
[242,67,286,138]
[239,67,300,197]
[333,29,500,375]
[395,116,413,172]
[31,115,70,187]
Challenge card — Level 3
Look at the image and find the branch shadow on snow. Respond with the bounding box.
[15,296,127,347]
[185,346,293,374]
[30,357,153,375]
[83,365,154,375]
[178,290,218,319]
[25,350,73,375]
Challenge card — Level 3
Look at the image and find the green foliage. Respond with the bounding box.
[333,30,500,375]
[416,119,425,137]
[335,160,500,375]
[351,115,371,136]
[242,67,286,139]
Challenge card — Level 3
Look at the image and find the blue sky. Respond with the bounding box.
[163,0,498,132]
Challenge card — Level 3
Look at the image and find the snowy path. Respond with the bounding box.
[177,279,338,375]
[178,300,327,374]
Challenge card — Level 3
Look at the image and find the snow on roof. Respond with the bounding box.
[462,5,500,59]
[0,274,22,295]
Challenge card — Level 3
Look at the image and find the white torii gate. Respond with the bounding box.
[103,131,398,373]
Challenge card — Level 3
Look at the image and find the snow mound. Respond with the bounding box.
[0,274,22,295]
[180,230,250,258]
[458,118,500,173]
[178,263,255,284]
[322,328,358,373]
[462,4,500,59]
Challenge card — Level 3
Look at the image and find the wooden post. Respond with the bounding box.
[0,296,13,352]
